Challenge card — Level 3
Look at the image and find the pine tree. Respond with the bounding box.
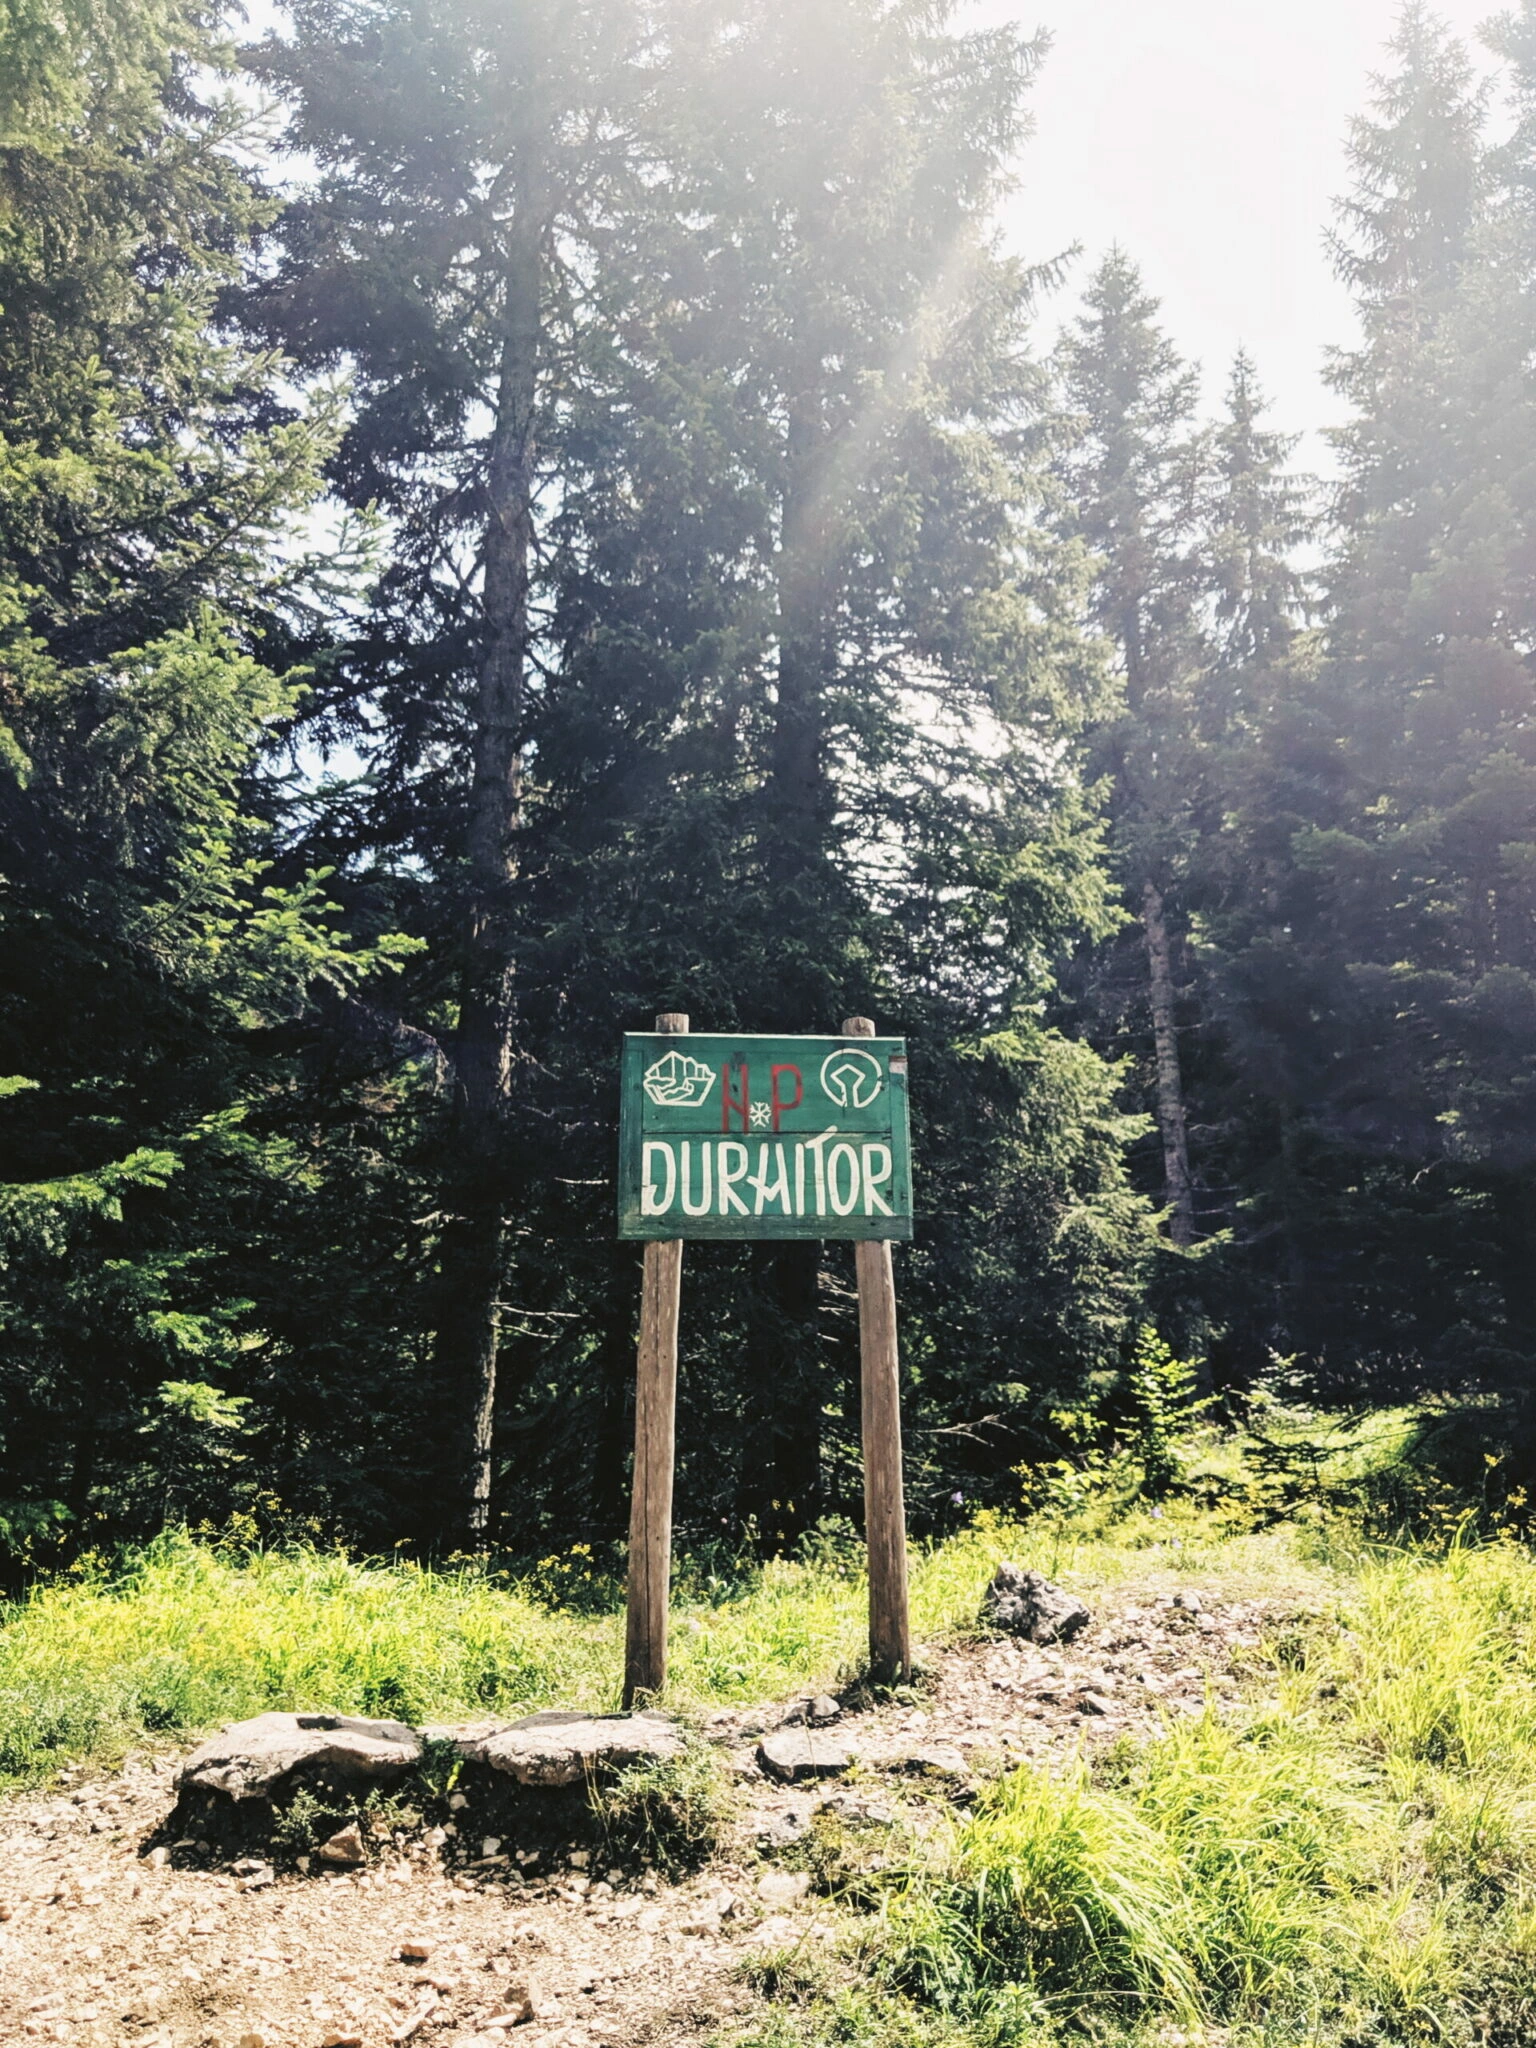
[1205,353,1310,681]
[0,0,407,1556]
[1210,6,1536,1402]
[1055,252,1210,1248]
[245,0,1157,1548]
[241,0,668,1541]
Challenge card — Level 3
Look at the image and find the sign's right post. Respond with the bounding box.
[844,1016,913,1684]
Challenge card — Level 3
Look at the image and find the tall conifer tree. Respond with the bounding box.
[1056,253,1209,1248]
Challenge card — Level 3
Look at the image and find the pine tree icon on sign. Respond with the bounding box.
[643,1051,717,1108]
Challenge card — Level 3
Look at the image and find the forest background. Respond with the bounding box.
[3,0,1535,1572]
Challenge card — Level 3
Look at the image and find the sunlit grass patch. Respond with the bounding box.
[846,1533,1536,2045]
[0,1517,1043,1784]
[0,1538,621,1781]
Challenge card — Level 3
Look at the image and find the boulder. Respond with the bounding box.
[757,1727,853,1783]
[446,1710,684,1787]
[177,1713,422,1803]
[982,1564,1090,1646]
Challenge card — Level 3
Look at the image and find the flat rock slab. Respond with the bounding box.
[983,1564,1091,1646]
[446,1710,684,1787]
[891,1744,968,1779]
[178,1713,421,1803]
[757,1727,853,1783]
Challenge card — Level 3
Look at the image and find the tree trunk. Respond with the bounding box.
[771,387,839,901]
[1142,879,1196,1247]
[435,169,546,1547]
[738,1240,824,1548]
[739,381,841,1536]
[1492,1174,1536,1377]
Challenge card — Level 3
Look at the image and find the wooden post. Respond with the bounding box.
[844,1016,913,1685]
[623,1012,688,1708]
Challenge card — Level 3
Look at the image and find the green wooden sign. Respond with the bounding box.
[618,1033,912,1240]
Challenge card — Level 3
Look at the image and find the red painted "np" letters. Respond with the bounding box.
[720,1061,750,1131]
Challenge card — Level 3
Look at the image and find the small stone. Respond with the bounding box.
[1078,1692,1116,1717]
[0,1902,12,1920]
[481,1837,502,1859]
[237,2033,267,2048]
[1172,1589,1203,1613]
[389,2001,439,2045]
[448,1791,469,1811]
[492,1976,542,2024]
[756,1869,811,1908]
[398,1940,433,1962]
[897,1745,968,1779]
[755,1913,802,1945]
[807,1694,842,1725]
[757,1728,852,1783]
[317,1823,366,1866]
[146,1846,170,1869]
[983,1564,1091,1645]
[567,1849,588,1868]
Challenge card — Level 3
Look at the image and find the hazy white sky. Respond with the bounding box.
[968,0,1503,453]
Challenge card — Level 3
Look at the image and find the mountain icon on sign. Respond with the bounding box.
[819,1047,884,1111]
[643,1050,717,1108]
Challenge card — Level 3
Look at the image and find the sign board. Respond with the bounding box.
[618,1032,912,1241]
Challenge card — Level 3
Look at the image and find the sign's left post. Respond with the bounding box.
[622,1012,688,1707]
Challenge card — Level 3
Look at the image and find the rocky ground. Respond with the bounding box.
[0,1575,1307,2048]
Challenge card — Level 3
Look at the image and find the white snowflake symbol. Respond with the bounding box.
[749,1101,772,1129]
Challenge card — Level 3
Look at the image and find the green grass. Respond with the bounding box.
[0,1519,1021,1784]
[838,1532,1536,2048]
[12,1502,1536,2045]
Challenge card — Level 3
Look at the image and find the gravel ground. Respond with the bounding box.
[0,1577,1310,2048]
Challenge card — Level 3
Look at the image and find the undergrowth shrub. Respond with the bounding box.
[780,1798,905,1903]
[590,1741,735,1874]
[887,1764,1198,2019]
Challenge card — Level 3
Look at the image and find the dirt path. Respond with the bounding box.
[0,1576,1306,2048]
